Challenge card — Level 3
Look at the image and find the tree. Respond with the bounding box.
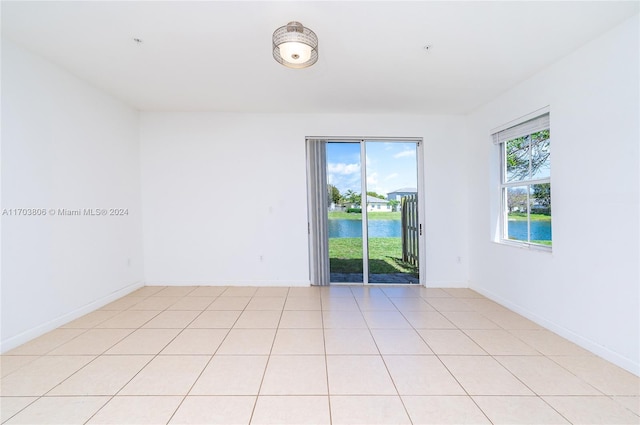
[366,191,386,200]
[506,187,527,213]
[506,130,550,180]
[344,190,361,205]
[388,200,399,212]
[327,184,342,205]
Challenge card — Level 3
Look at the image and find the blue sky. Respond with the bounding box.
[326,141,418,198]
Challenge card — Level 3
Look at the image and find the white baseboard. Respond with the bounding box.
[471,284,640,377]
[0,280,144,354]
[144,280,311,287]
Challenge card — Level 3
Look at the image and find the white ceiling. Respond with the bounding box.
[2,1,638,114]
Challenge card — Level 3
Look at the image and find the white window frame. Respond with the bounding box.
[492,108,551,251]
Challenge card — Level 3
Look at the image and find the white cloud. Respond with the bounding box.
[393,150,415,159]
[367,172,379,187]
[327,162,360,175]
[384,173,399,181]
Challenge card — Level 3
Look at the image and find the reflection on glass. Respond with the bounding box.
[327,142,363,283]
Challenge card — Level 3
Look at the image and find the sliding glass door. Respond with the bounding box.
[322,139,422,285]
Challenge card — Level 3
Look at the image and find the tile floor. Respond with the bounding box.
[1,285,639,424]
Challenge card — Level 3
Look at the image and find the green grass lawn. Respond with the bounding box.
[328,211,400,220]
[329,237,417,275]
[508,212,552,222]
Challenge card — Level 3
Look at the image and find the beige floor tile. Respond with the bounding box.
[319,286,355,298]
[444,288,483,298]
[403,311,456,329]
[551,356,640,395]
[372,329,433,354]
[254,287,290,297]
[441,311,500,329]
[5,329,85,355]
[87,395,182,424]
[130,286,165,297]
[1,355,94,396]
[279,310,323,328]
[355,296,398,311]
[252,395,330,425]
[246,296,286,310]
[0,397,37,423]
[321,297,360,311]
[474,396,569,424]
[189,286,227,297]
[129,296,181,310]
[418,288,451,298]
[381,286,421,298]
[384,355,465,395]
[271,329,325,355]
[402,395,491,424]
[417,329,486,355]
[190,355,268,395]
[324,329,378,355]
[322,311,367,328]
[141,310,200,328]
[460,298,509,313]
[465,329,539,355]
[161,329,228,354]
[207,296,251,310]
[61,310,119,328]
[287,287,321,297]
[284,296,322,310]
[154,286,197,297]
[362,310,412,329]
[440,356,534,396]
[327,356,396,395]
[330,395,411,425]
[48,355,152,396]
[221,287,258,297]
[390,297,435,312]
[496,356,601,395]
[119,355,209,395]
[350,287,386,298]
[613,396,640,415]
[188,310,241,328]
[106,328,180,355]
[49,329,133,355]
[216,329,276,355]
[511,329,594,355]
[426,297,476,312]
[99,296,147,310]
[481,309,542,329]
[543,396,640,424]
[95,310,160,328]
[167,296,216,310]
[169,395,256,424]
[5,396,109,424]
[234,310,282,328]
[261,355,327,395]
[1,356,39,377]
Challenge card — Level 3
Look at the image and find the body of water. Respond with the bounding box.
[329,219,400,238]
[508,220,552,242]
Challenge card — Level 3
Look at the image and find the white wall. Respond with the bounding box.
[466,16,639,374]
[140,113,469,287]
[1,40,145,352]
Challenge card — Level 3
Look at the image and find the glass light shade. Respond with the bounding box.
[278,41,312,64]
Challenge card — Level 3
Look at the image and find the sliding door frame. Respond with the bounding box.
[306,136,425,286]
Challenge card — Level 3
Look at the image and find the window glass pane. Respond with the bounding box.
[505,136,531,182]
[530,183,552,246]
[531,130,551,180]
[506,186,528,241]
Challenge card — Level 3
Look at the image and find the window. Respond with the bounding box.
[494,112,551,248]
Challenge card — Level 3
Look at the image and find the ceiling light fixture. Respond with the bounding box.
[272,21,318,69]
